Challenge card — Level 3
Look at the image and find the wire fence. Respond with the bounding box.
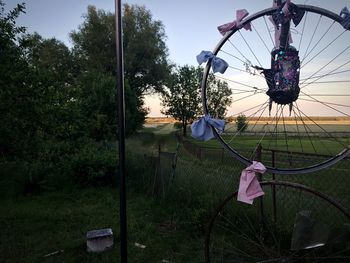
[178,139,350,211]
[140,134,350,261]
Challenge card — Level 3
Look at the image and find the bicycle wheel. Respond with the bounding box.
[205,181,350,262]
[200,5,350,174]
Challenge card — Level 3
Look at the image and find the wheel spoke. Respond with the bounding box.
[238,30,263,67]
[292,106,317,154]
[298,11,308,51]
[300,46,350,87]
[301,61,350,90]
[263,16,275,47]
[294,102,348,148]
[300,68,350,81]
[299,91,350,117]
[281,106,290,153]
[301,20,336,65]
[252,22,272,56]
[293,109,305,153]
[298,98,350,108]
[301,15,322,64]
[215,75,266,91]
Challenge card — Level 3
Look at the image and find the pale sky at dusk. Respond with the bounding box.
[5,0,350,117]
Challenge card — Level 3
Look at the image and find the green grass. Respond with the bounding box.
[188,134,349,156]
[1,125,348,262]
[0,187,204,263]
[225,123,350,133]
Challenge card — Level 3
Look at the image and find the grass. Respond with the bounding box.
[1,125,349,262]
[225,123,350,133]
[0,186,204,263]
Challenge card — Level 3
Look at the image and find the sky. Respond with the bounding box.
[5,0,350,117]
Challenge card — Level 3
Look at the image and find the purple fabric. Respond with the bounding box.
[237,161,266,204]
[217,9,252,36]
[196,51,229,74]
[269,16,293,47]
[272,0,305,27]
[340,7,350,30]
[191,115,225,141]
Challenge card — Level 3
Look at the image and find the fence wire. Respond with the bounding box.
[142,135,349,261]
[177,139,350,210]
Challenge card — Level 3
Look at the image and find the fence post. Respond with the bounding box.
[256,144,265,225]
[271,150,277,223]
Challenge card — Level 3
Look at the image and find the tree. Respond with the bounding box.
[236,114,248,134]
[161,65,202,137]
[161,66,232,137]
[206,74,233,119]
[70,5,170,92]
[70,4,171,132]
[0,1,33,157]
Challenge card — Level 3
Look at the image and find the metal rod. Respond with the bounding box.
[115,0,127,262]
[256,144,265,228]
[271,150,277,223]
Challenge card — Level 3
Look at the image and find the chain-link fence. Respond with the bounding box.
[137,135,349,261]
[177,139,350,211]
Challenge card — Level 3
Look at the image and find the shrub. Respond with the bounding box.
[70,138,118,187]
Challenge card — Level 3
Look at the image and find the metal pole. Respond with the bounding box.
[271,150,277,223]
[115,0,127,262]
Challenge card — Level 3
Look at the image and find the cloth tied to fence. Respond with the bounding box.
[217,9,252,36]
[196,51,229,74]
[340,7,350,30]
[191,115,225,141]
[237,161,266,204]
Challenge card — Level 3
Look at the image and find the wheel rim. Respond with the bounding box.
[205,181,350,262]
[201,5,350,174]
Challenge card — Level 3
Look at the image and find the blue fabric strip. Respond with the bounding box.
[196,51,229,74]
[191,115,225,141]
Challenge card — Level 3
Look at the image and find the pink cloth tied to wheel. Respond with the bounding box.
[237,161,266,204]
[217,9,252,35]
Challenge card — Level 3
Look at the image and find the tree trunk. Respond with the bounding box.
[182,119,187,137]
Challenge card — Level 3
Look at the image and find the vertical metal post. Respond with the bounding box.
[271,150,277,223]
[115,0,127,262]
[256,144,264,223]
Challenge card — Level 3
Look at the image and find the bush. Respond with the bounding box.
[0,160,54,197]
[70,138,118,187]
[236,114,248,133]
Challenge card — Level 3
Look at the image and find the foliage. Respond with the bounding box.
[161,65,202,136]
[70,4,171,94]
[236,114,248,133]
[161,66,232,136]
[69,4,171,135]
[206,74,233,119]
[70,138,117,186]
[0,1,173,195]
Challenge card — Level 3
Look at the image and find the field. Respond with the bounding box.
[1,123,349,262]
[225,122,350,133]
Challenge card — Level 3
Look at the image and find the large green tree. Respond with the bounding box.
[161,66,233,137]
[70,4,171,91]
[70,4,171,133]
[0,1,35,157]
[161,65,202,137]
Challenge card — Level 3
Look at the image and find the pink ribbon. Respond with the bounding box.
[282,0,292,16]
[237,161,266,204]
[217,9,252,36]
